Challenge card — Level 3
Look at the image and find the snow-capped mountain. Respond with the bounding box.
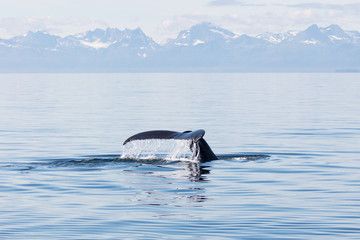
[0,27,159,54]
[257,31,298,44]
[67,27,159,51]
[292,24,353,45]
[0,23,359,72]
[257,24,357,45]
[1,31,61,50]
[166,22,239,47]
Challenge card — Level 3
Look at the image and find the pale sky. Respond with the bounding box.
[1,0,360,42]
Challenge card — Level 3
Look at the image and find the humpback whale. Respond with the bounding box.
[123,129,218,161]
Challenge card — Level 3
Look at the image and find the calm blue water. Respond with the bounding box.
[0,73,359,239]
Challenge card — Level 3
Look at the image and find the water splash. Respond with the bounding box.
[121,139,194,161]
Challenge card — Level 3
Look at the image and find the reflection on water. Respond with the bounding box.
[187,162,210,182]
[3,154,269,211]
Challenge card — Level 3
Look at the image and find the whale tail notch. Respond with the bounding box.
[123,129,218,161]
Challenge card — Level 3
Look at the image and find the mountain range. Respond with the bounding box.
[1,22,359,72]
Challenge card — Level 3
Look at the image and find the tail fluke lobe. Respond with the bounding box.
[123,129,217,161]
[123,130,180,145]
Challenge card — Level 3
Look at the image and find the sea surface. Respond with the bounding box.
[0,73,359,239]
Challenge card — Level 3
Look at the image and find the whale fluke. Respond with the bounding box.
[123,129,218,161]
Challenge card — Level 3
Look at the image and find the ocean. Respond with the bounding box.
[0,73,359,239]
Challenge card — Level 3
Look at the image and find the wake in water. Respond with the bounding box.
[120,139,270,162]
[2,139,270,173]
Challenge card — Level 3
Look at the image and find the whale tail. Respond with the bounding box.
[123,129,218,161]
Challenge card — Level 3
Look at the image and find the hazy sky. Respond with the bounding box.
[1,0,360,42]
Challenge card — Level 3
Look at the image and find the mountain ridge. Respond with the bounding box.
[0,23,359,72]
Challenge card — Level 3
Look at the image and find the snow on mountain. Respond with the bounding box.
[71,28,123,49]
[282,24,356,45]
[322,24,353,43]
[76,27,124,43]
[293,24,330,44]
[347,31,360,44]
[167,22,239,47]
[3,31,61,50]
[63,27,159,54]
[108,28,159,49]
[257,31,298,44]
[257,24,357,45]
